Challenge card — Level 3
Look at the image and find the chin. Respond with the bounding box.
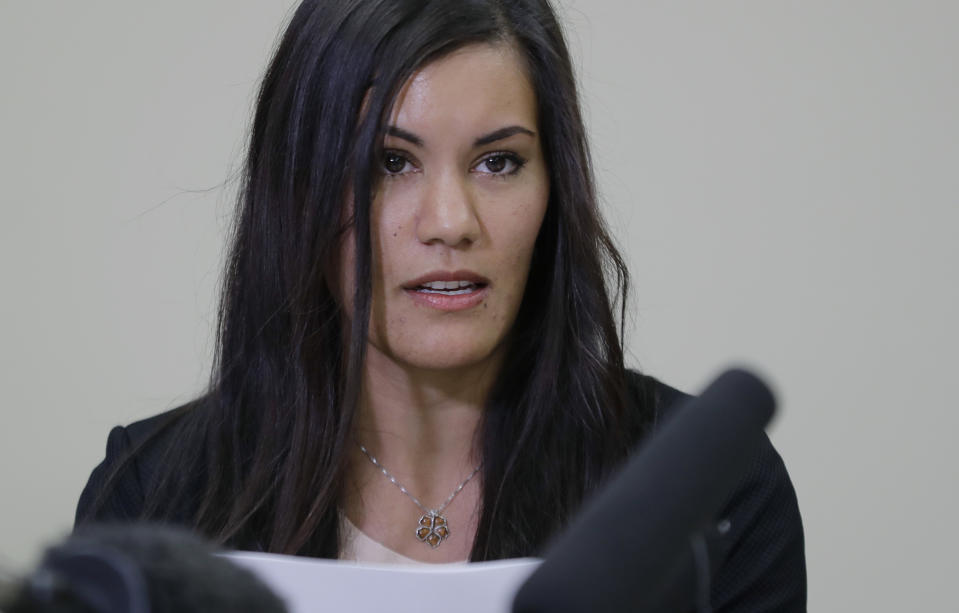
[371,334,506,377]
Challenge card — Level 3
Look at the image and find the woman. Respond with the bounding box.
[77,0,805,607]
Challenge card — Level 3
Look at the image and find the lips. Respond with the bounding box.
[416,280,481,295]
[402,270,490,291]
[402,270,490,311]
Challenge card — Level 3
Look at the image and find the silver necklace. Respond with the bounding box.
[356,442,481,549]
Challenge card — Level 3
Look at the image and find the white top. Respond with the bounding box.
[338,514,469,566]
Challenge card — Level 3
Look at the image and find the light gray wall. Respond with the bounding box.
[2,2,957,609]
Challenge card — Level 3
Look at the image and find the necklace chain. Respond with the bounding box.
[356,442,481,516]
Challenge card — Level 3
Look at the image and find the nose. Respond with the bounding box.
[415,170,481,248]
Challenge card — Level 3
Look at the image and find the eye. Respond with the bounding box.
[473,153,526,176]
[382,151,416,175]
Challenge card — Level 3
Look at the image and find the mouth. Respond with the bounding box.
[402,271,490,311]
[410,280,487,295]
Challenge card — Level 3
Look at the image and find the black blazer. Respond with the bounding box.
[76,372,806,611]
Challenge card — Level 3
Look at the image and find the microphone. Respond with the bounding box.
[2,524,287,613]
[512,368,777,613]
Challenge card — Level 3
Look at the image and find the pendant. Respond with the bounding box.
[415,512,450,549]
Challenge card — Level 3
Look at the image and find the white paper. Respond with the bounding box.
[224,551,541,613]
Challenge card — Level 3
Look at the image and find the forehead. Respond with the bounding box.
[389,43,538,136]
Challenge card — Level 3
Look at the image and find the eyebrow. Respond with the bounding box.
[386,126,424,147]
[385,125,535,148]
[474,125,536,146]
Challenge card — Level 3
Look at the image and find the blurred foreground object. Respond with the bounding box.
[514,369,779,613]
[0,524,286,613]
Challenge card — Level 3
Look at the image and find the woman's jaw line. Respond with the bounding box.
[360,336,507,413]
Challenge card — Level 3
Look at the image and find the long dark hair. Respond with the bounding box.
[122,0,654,559]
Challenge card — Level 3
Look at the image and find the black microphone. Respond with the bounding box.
[512,368,777,613]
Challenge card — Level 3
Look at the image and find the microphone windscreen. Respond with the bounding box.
[512,368,776,613]
[8,524,287,613]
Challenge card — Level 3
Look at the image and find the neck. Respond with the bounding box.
[343,347,496,560]
[354,347,496,476]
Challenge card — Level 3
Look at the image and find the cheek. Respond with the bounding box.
[369,195,409,291]
[335,230,356,313]
[499,188,549,267]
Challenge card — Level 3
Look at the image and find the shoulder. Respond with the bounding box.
[74,398,207,527]
[624,369,807,611]
[624,369,686,424]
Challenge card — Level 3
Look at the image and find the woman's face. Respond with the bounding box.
[343,43,549,377]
